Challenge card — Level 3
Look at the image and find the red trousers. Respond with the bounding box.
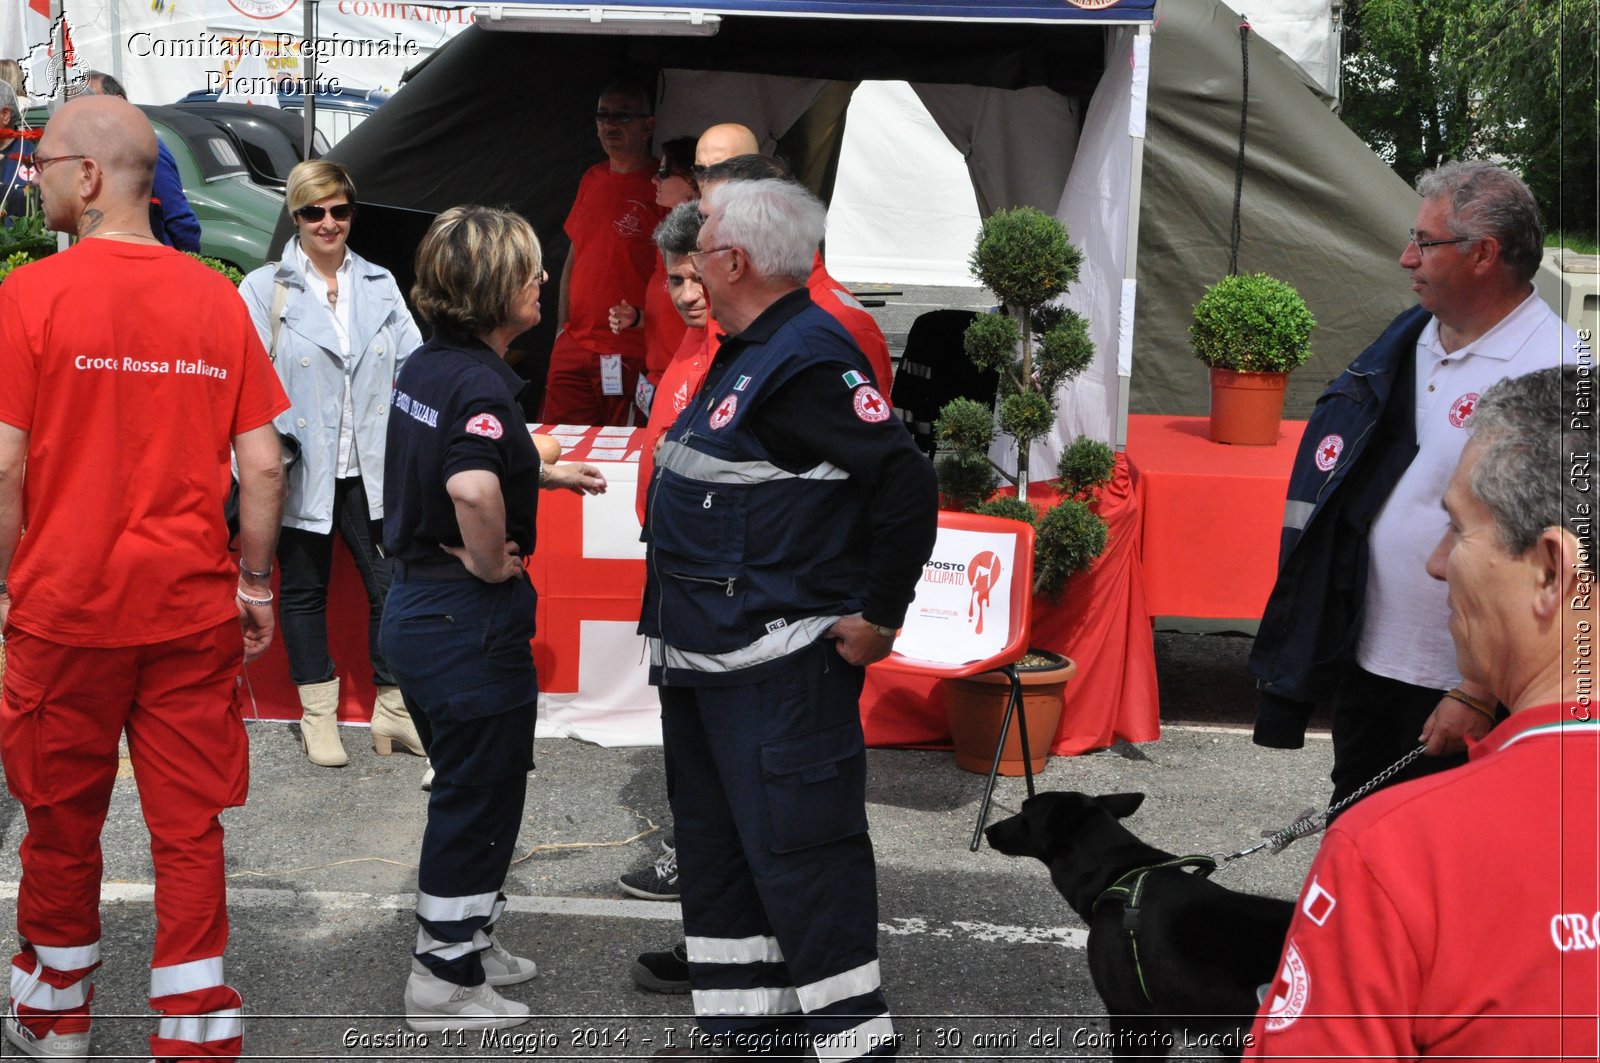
[0,619,249,1060]
[541,329,645,427]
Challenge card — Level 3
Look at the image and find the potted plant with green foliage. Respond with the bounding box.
[930,206,1117,774]
[1189,272,1316,445]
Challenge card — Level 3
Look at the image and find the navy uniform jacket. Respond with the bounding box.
[640,288,937,687]
[382,328,541,565]
[1247,306,1431,748]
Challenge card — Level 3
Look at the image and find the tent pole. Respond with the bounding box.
[303,0,317,157]
[1116,24,1152,452]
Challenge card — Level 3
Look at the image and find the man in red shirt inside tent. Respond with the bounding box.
[1246,365,1596,1060]
[0,95,288,1061]
[542,80,665,426]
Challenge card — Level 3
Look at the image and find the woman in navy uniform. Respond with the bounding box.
[379,205,605,1032]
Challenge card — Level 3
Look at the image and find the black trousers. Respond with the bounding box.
[276,476,394,687]
[1328,666,1467,817]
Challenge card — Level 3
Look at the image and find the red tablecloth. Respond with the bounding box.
[862,454,1161,756]
[1124,414,1305,620]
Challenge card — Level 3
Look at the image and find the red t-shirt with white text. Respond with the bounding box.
[0,240,289,646]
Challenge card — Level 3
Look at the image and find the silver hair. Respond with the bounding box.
[654,200,703,260]
[705,178,824,284]
[1416,161,1544,286]
[1469,366,1591,556]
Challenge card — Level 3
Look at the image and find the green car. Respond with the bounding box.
[141,104,284,274]
[18,103,282,274]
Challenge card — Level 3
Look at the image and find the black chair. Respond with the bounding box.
[890,309,997,455]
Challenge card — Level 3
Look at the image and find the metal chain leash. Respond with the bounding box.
[1211,744,1428,870]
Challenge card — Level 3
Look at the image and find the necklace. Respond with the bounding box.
[90,231,160,242]
[326,285,339,309]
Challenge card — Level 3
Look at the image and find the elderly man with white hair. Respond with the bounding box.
[639,177,936,1060]
[1248,365,1597,1060]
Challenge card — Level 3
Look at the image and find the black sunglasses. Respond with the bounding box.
[293,203,356,223]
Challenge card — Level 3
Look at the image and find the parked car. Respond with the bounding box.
[176,87,390,149]
[140,105,283,273]
[12,104,281,274]
[173,101,330,189]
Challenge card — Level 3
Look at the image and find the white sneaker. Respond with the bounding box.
[420,761,435,792]
[3,1006,91,1060]
[403,960,529,1033]
[482,937,538,986]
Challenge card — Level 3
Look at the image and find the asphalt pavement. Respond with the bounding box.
[0,632,1339,1062]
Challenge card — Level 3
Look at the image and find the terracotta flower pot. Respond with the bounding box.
[1208,367,1289,445]
[945,652,1078,776]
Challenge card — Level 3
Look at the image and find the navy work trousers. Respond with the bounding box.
[380,569,539,986]
[660,640,896,1060]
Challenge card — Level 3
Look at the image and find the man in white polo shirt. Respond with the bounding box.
[1249,160,1580,811]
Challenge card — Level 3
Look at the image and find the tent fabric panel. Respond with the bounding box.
[1132,0,1416,418]
[1037,24,1140,462]
[612,17,1110,96]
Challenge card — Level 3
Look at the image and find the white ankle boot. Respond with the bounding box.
[296,678,347,767]
[371,686,425,757]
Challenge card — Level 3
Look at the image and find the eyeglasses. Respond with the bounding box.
[1408,228,1476,253]
[657,165,687,182]
[595,111,646,124]
[293,203,356,223]
[687,246,735,267]
[32,153,88,172]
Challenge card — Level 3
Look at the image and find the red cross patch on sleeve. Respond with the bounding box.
[465,413,504,439]
[852,385,891,424]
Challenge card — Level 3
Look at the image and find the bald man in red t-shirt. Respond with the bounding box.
[0,96,287,1062]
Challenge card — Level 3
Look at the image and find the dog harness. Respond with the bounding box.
[1092,855,1219,1005]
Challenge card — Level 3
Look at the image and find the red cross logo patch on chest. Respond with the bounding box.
[1448,392,1480,429]
[709,394,738,430]
[465,413,504,439]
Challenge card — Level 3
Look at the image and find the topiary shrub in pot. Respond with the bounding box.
[1189,272,1316,445]
[932,206,1113,598]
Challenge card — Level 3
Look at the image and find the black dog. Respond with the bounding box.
[986,791,1292,1062]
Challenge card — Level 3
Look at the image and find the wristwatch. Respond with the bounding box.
[869,622,897,639]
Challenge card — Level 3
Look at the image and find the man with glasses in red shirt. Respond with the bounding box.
[542,81,665,426]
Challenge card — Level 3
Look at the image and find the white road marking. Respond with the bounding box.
[0,883,1088,946]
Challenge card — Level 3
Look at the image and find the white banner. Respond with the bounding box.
[37,0,473,105]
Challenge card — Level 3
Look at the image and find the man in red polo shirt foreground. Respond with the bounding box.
[1247,365,1596,1060]
[0,95,288,1061]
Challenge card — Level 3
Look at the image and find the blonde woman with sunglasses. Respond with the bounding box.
[238,159,424,769]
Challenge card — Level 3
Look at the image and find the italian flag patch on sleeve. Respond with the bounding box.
[842,370,868,388]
